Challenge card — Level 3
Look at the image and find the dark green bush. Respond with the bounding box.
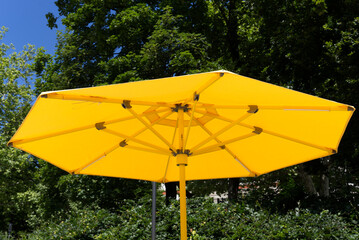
[21,197,358,239]
[21,208,119,239]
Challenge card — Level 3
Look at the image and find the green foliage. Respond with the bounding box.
[142,7,210,77]
[56,174,151,210]
[23,161,151,231]
[24,207,121,240]
[188,179,228,197]
[35,1,217,91]
[0,26,40,232]
[0,26,151,235]
[45,12,58,30]
[0,27,35,137]
[21,197,358,239]
[241,167,305,212]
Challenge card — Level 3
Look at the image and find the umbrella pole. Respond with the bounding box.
[177,154,188,240]
[151,181,156,240]
[177,107,188,239]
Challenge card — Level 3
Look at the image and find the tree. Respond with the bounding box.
[236,0,359,207]
[0,26,39,232]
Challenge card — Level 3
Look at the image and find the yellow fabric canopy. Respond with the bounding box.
[9,70,354,239]
[9,70,354,182]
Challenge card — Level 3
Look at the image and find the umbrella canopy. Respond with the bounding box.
[9,70,354,239]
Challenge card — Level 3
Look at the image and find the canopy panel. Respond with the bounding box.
[9,70,354,182]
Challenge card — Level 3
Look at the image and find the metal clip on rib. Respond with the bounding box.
[122,100,132,109]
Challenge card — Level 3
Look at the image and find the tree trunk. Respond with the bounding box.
[319,174,329,197]
[227,0,240,68]
[298,165,318,196]
[318,157,331,197]
[228,178,239,202]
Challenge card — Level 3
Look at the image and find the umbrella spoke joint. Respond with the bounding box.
[172,149,192,157]
[95,122,106,130]
[172,103,190,112]
[122,100,132,109]
[253,126,263,134]
[119,139,128,147]
[248,105,259,113]
[193,92,200,101]
[348,106,355,111]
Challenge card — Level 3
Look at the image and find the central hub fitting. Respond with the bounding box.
[176,153,188,166]
[172,149,191,157]
[171,103,190,113]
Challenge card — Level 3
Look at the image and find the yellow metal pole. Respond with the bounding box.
[177,106,188,240]
[178,107,185,151]
[177,154,187,240]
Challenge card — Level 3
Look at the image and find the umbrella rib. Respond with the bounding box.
[191,132,259,156]
[75,142,169,175]
[111,108,173,156]
[223,147,257,176]
[182,72,224,105]
[123,145,170,155]
[195,109,336,154]
[240,122,336,153]
[43,93,175,108]
[10,123,96,146]
[195,72,224,95]
[183,100,198,149]
[128,110,173,140]
[73,143,121,174]
[73,141,168,174]
[100,128,170,154]
[190,110,256,153]
[194,103,352,111]
[161,116,179,183]
[8,109,169,146]
[187,113,254,175]
[125,107,176,152]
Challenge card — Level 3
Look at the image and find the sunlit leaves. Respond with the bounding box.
[0,27,38,231]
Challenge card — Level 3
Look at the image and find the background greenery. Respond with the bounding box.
[1,0,358,238]
[2,197,358,239]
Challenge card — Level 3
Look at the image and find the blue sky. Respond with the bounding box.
[0,0,64,55]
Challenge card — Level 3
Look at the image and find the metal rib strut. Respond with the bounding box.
[195,109,337,154]
[185,112,255,176]
[190,110,256,153]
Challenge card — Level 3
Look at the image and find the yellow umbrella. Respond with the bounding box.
[9,70,354,239]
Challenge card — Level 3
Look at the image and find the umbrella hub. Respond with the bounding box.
[176,153,188,166]
[171,103,190,113]
[172,149,192,157]
[144,104,218,127]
